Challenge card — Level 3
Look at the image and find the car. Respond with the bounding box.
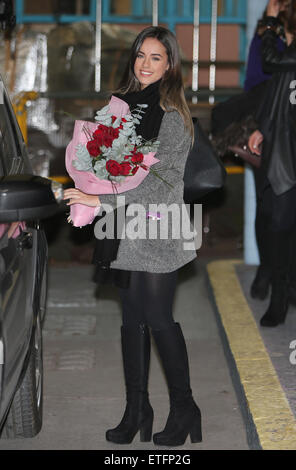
[0,74,62,438]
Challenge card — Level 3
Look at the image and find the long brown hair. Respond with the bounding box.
[116,26,193,139]
[279,0,296,37]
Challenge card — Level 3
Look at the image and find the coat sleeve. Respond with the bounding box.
[98,111,191,210]
[261,30,296,73]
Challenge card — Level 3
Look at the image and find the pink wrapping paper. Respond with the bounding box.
[0,221,26,240]
[65,96,159,227]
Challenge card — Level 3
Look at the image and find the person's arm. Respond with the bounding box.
[257,1,295,72]
[244,34,266,92]
[258,11,296,73]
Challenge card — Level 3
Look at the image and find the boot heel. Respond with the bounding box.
[189,419,202,443]
[140,415,153,442]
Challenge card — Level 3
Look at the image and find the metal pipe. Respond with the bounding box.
[152,0,158,26]
[192,0,200,102]
[244,0,263,266]
[209,0,218,104]
[76,0,83,15]
[95,0,102,92]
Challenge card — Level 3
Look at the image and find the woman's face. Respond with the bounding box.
[134,37,170,90]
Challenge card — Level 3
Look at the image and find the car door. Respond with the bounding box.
[0,84,37,418]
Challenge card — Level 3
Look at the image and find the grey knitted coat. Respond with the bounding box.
[97,109,197,273]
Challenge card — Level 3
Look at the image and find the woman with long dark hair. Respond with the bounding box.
[64,26,202,446]
[248,0,296,326]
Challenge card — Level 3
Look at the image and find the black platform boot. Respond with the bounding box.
[250,265,271,300]
[260,230,291,327]
[106,324,153,444]
[152,323,202,447]
[260,275,289,327]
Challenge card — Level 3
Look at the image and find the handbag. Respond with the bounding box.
[183,118,226,203]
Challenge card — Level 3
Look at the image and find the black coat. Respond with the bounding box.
[256,29,296,196]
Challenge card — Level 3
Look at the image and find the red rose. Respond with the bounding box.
[106,160,121,176]
[87,139,101,157]
[119,162,132,176]
[119,118,127,130]
[93,128,105,147]
[93,124,119,148]
[131,152,144,164]
[131,166,139,175]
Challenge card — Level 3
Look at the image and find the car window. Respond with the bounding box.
[0,95,23,176]
[0,222,26,278]
[0,224,9,279]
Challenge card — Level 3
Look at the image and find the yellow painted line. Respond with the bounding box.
[225,166,244,174]
[49,176,72,184]
[207,259,296,450]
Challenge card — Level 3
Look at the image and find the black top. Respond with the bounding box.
[255,18,296,196]
[114,79,165,141]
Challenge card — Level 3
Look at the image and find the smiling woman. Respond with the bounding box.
[115,26,193,137]
[133,37,169,90]
[64,26,202,448]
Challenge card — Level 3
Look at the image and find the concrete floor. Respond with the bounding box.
[236,264,296,421]
[0,259,249,450]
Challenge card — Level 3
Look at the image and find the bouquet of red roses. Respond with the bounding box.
[76,101,159,182]
[65,96,161,226]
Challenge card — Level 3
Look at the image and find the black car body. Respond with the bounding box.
[0,75,60,437]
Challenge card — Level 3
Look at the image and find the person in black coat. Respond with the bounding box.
[248,0,296,326]
[245,2,287,301]
[211,1,288,302]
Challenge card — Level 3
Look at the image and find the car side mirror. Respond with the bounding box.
[0,174,63,223]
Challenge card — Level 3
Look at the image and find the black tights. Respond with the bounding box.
[118,270,178,331]
[256,184,296,278]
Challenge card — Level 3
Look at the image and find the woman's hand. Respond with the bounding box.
[8,222,21,238]
[267,0,281,17]
[63,188,101,207]
[248,130,264,156]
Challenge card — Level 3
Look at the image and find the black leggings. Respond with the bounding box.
[257,184,296,233]
[118,270,178,330]
[256,184,296,278]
